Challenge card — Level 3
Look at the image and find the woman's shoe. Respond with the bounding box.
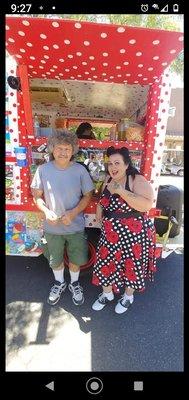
[92,292,114,311]
[115,295,133,314]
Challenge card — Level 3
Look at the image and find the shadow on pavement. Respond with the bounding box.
[6,251,183,371]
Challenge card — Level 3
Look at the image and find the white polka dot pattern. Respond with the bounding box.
[31,78,149,121]
[5,17,183,85]
[149,68,172,199]
[92,189,156,293]
[6,57,21,203]
[141,68,172,203]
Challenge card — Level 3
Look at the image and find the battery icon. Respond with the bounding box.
[173,4,179,12]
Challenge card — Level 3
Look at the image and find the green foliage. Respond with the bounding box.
[170,51,184,78]
[93,127,109,140]
[68,126,76,134]
[58,14,101,22]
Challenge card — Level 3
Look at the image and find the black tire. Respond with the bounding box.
[155,185,183,238]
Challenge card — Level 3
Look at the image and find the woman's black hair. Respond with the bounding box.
[106,146,141,178]
[75,122,93,138]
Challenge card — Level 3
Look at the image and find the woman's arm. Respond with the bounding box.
[109,175,154,212]
[96,203,103,223]
[95,174,110,223]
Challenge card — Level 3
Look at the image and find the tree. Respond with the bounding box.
[170,51,183,79]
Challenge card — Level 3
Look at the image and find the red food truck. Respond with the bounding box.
[5,16,183,262]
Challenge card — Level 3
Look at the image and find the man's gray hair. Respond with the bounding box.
[47,129,79,156]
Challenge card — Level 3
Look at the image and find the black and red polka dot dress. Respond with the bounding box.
[92,176,157,293]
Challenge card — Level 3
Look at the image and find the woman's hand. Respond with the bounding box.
[107,180,121,195]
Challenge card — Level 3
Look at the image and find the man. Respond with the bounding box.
[31,129,94,306]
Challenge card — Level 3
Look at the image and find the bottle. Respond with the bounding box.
[118,118,135,141]
[55,113,66,128]
[14,147,27,167]
[118,119,125,141]
[34,114,40,136]
[109,125,116,141]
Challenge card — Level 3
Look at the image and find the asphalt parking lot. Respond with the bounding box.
[6,250,183,372]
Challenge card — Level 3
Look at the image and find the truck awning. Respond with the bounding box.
[6,16,183,85]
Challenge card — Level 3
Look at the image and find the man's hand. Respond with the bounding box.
[44,209,60,225]
[61,209,77,225]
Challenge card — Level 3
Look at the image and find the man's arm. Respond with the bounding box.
[31,189,48,213]
[31,188,59,224]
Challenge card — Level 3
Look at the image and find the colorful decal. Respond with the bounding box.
[6,164,15,203]
[29,144,49,180]
[6,211,44,256]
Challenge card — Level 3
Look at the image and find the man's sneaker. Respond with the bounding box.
[47,281,67,306]
[115,295,134,314]
[68,281,84,305]
[92,292,114,311]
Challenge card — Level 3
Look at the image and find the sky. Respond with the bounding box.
[170,72,183,88]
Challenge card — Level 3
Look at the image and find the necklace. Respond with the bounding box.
[113,176,126,189]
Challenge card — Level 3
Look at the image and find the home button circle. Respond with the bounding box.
[86,377,103,394]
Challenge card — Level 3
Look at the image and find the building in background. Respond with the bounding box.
[163,87,183,166]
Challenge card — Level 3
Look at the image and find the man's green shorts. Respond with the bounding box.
[42,231,89,269]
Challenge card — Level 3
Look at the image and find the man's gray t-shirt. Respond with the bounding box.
[31,161,94,235]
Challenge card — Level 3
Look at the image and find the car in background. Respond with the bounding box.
[161,161,184,176]
[166,163,184,176]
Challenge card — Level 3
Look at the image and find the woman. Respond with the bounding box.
[75,122,96,140]
[92,146,156,314]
